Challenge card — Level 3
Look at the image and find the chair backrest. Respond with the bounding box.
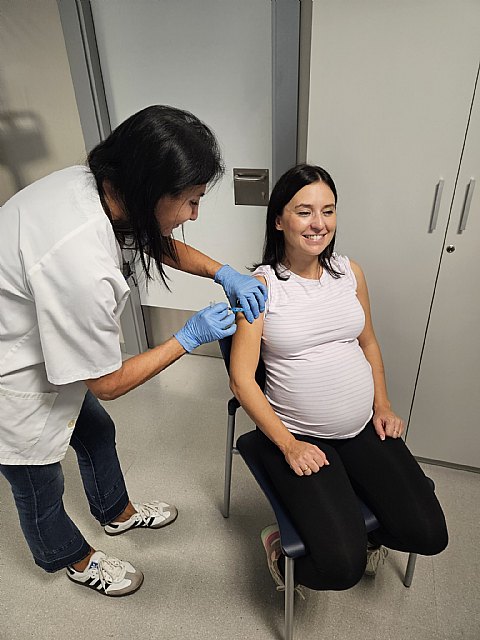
[218,335,266,390]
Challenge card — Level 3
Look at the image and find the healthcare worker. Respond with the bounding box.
[0,105,267,597]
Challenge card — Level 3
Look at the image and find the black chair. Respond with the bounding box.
[219,336,421,640]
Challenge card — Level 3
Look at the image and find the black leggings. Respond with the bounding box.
[253,422,448,591]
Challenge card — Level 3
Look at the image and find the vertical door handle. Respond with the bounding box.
[458,178,475,232]
[428,179,444,233]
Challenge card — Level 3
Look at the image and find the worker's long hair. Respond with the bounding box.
[254,164,343,280]
[88,105,224,285]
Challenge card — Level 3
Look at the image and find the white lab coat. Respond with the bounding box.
[0,166,130,464]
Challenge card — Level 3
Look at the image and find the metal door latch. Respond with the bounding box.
[233,168,269,206]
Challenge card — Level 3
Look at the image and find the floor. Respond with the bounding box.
[0,354,479,640]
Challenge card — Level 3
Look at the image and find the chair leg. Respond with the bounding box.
[222,413,236,518]
[403,552,417,588]
[284,556,295,640]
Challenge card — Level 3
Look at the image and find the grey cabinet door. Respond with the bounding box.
[307,1,480,422]
[406,68,480,468]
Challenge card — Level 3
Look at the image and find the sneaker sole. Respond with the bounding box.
[104,508,178,536]
[67,571,144,597]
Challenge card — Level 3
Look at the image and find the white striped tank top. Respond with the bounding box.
[254,255,374,439]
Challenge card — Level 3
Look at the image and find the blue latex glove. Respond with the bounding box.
[174,303,236,352]
[214,264,267,323]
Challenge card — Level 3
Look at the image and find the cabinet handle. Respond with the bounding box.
[458,178,475,233]
[428,179,444,233]
[428,178,445,233]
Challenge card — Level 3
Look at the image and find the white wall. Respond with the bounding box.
[0,0,86,205]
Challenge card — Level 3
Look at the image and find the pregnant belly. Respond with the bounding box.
[264,343,374,438]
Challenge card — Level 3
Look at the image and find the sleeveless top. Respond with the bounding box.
[253,255,374,439]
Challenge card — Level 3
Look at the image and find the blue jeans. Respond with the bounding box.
[0,391,129,572]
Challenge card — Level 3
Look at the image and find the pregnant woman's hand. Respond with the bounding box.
[283,439,329,476]
[373,408,405,440]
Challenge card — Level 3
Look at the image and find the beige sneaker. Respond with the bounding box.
[365,544,388,576]
[261,524,284,589]
[260,524,305,598]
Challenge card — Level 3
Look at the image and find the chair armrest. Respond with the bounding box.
[228,396,240,416]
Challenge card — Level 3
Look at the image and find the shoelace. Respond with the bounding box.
[276,583,307,600]
[367,546,388,573]
[94,556,126,589]
[135,501,168,524]
[269,546,307,600]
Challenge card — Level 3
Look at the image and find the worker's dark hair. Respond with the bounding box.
[88,105,224,284]
[254,163,342,280]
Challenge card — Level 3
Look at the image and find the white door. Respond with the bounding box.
[306,1,480,422]
[90,0,273,343]
[406,68,480,468]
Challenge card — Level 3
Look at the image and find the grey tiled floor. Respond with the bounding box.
[0,355,479,639]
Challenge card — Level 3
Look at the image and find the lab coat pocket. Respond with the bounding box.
[0,386,58,454]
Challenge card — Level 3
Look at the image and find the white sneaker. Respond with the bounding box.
[66,551,144,596]
[365,544,388,576]
[104,501,178,536]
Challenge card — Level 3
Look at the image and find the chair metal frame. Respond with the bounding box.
[219,337,421,640]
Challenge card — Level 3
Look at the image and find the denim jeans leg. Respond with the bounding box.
[0,462,91,573]
[69,391,129,526]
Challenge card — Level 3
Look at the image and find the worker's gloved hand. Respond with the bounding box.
[214,264,267,323]
[174,303,236,353]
